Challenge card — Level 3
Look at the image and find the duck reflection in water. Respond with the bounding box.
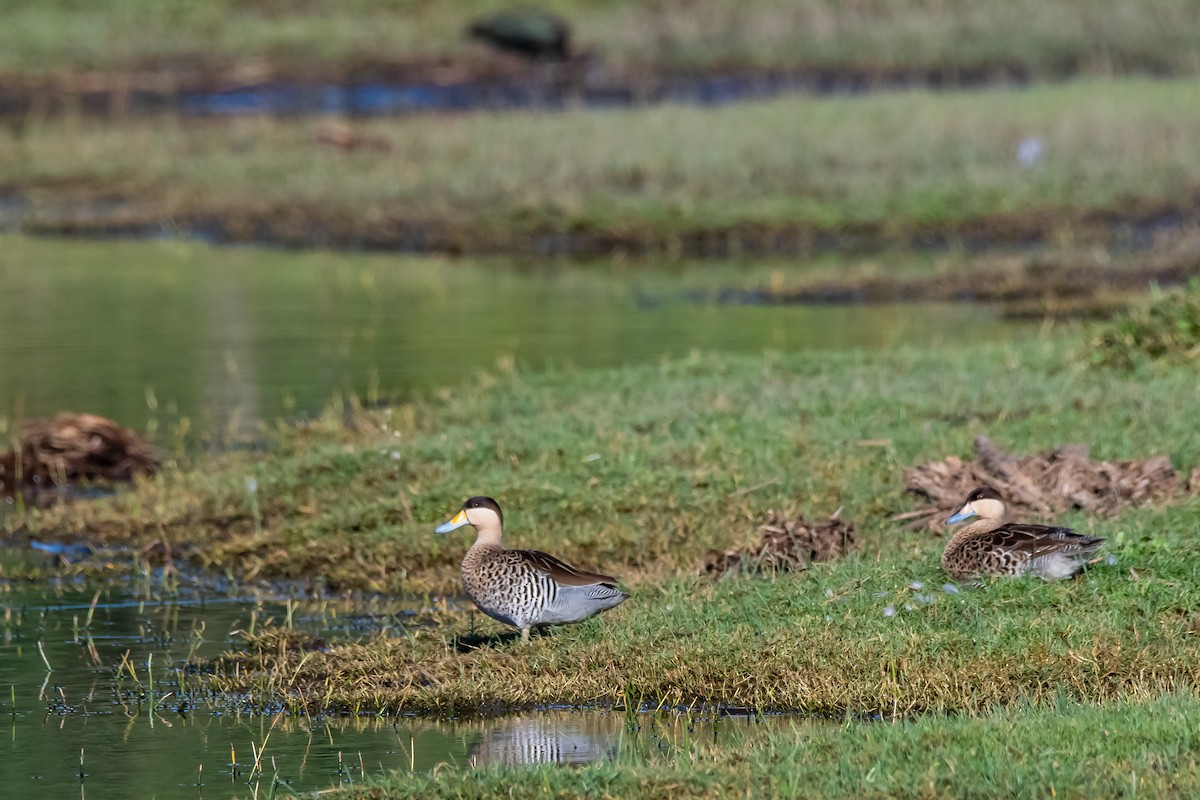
[465,713,618,767]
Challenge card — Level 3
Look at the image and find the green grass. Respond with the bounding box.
[205,524,1200,715]
[10,278,1200,797]
[349,693,1200,799]
[3,0,1200,78]
[20,330,1200,595]
[1092,280,1200,369]
[6,79,1200,250]
[16,325,1200,715]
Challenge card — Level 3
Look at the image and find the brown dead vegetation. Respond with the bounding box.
[314,122,394,153]
[702,509,856,577]
[898,435,1195,532]
[235,628,327,655]
[752,229,1200,307]
[0,413,158,494]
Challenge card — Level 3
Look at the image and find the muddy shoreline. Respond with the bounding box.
[706,253,1200,318]
[0,55,1081,120]
[8,191,1197,253]
[7,193,1198,311]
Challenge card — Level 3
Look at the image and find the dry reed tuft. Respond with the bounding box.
[0,413,158,494]
[899,435,1189,531]
[701,509,856,577]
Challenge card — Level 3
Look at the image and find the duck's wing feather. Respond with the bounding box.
[986,523,1105,557]
[516,549,619,586]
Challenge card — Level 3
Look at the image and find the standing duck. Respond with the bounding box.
[942,487,1104,580]
[435,496,628,642]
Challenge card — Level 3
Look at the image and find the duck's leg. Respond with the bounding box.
[520,627,530,644]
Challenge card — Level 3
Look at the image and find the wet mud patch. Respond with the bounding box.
[702,509,856,577]
[897,435,1199,531]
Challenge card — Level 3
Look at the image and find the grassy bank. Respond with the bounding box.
[17,331,1200,595]
[1092,279,1200,368]
[3,0,1200,80]
[11,320,1200,714]
[5,79,1200,254]
[349,693,1200,798]
[204,523,1200,715]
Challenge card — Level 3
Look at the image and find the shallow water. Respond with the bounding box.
[0,65,1033,121]
[0,558,793,799]
[179,73,816,116]
[0,236,1018,441]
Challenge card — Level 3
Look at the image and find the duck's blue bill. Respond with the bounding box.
[435,509,469,534]
[946,508,975,524]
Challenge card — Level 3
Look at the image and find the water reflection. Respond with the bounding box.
[0,563,794,799]
[463,713,620,767]
[202,258,263,438]
[0,236,1018,440]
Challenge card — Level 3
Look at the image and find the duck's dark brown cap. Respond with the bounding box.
[463,496,503,525]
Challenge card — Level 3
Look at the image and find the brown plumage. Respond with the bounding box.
[509,549,620,586]
[942,486,1105,580]
[436,496,628,642]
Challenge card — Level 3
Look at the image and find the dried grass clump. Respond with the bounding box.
[899,435,1191,531]
[315,122,393,153]
[235,628,327,656]
[0,413,158,492]
[702,509,856,577]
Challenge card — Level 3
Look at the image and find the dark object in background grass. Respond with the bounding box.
[899,435,1190,531]
[1090,280,1200,369]
[467,9,571,60]
[0,413,158,495]
[702,509,856,577]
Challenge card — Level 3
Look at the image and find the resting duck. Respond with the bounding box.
[942,487,1104,580]
[435,496,628,642]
